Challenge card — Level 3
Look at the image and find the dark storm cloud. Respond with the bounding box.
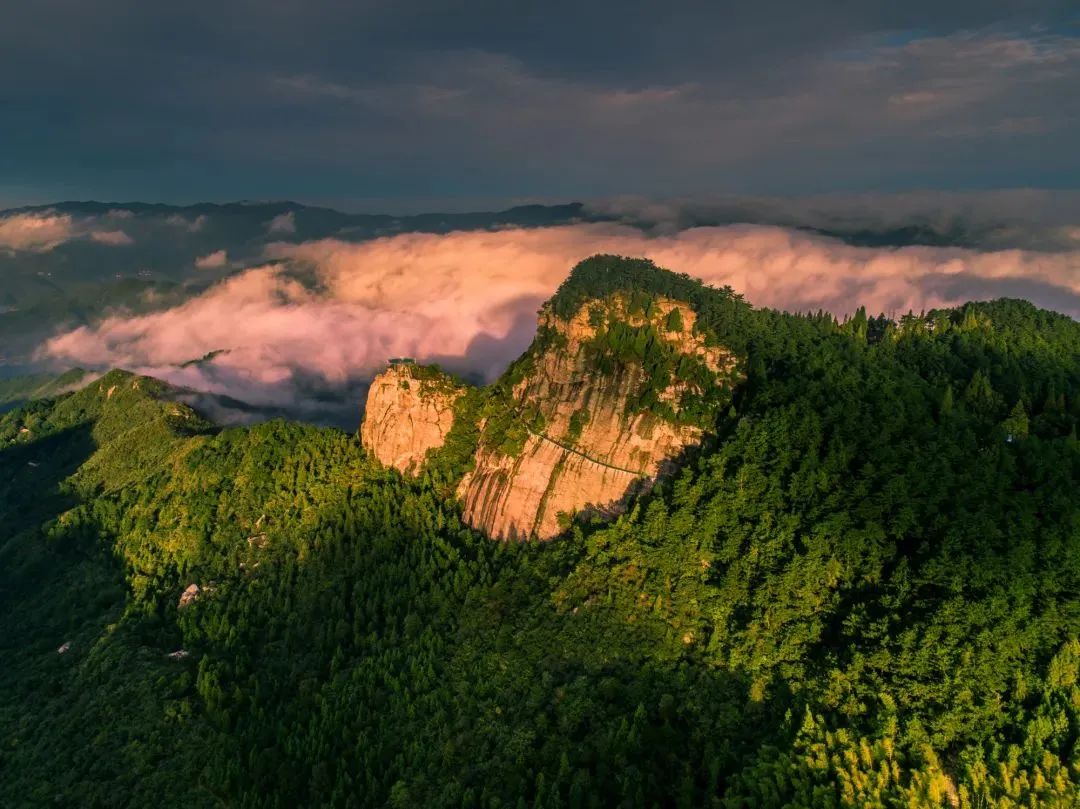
[1,1,1077,205]
[588,189,1080,250]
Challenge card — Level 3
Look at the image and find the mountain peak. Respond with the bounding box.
[361,257,745,539]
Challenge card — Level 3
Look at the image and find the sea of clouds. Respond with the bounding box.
[36,222,1080,426]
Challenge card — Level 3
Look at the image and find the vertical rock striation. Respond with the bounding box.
[359,257,746,541]
[457,296,739,539]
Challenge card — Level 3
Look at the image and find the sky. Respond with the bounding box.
[2,1,1079,210]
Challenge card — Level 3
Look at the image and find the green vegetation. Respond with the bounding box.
[1,258,1079,807]
[548,254,753,353]
[404,362,471,397]
[567,406,590,443]
[423,387,486,486]
[478,399,531,458]
[581,315,728,425]
[665,306,684,334]
[0,368,89,413]
[471,350,542,460]
[540,257,749,428]
[179,349,230,368]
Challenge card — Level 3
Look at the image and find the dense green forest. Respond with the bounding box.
[2,256,1079,807]
[0,368,89,413]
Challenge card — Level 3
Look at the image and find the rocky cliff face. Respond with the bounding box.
[459,295,739,539]
[360,287,742,540]
[360,364,464,475]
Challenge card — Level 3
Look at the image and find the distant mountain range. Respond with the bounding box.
[2,196,1042,253]
[3,199,595,251]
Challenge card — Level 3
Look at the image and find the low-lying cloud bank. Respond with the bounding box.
[0,212,79,251]
[39,223,1080,426]
[195,249,229,269]
[0,210,133,251]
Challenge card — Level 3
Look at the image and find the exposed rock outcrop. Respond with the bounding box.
[359,267,744,541]
[360,363,465,474]
[178,583,200,609]
[458,296,739,539]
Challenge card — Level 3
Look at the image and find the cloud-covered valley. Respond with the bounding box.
[39,223,1080,427]
[0,209,151,255]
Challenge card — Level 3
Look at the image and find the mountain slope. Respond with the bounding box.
[1,259,1079,807]
[0,368,89,413]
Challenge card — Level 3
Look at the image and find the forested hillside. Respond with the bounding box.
[2,257,1079,807]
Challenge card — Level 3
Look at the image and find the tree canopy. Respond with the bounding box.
[1,262,1079,807]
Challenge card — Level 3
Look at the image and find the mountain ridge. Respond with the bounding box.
[2,259,1080,806]
[361,255,745,540]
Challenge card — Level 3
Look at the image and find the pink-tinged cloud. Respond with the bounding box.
[39,224,1080,417]
[90,229,134,246]
[195,249,228,269]
[267,211,295,234]
[0,212,76,251]
[165,213,208,231]
[0,211,143,251]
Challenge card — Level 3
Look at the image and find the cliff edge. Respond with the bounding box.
[360,362,465,475]
[360,255,746,538]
